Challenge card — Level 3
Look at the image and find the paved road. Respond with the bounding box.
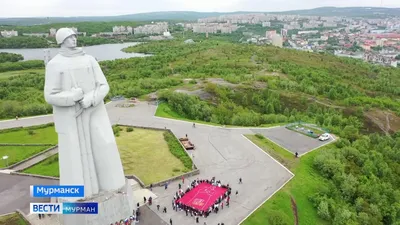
[0,173,58,215]
[0,101,294,225]
[252,127,335,156]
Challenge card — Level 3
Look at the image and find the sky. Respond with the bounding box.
[0,0,399,17]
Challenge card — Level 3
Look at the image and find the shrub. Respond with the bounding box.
[112,125,120,136]
[163,131,192,169]
[255,133,265,139]
[27,130,35,135]
[126,127,134,132]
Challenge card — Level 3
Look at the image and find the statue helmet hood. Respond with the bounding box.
[56,28,77,45]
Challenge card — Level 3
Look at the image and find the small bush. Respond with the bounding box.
[172,168,180,172]
[189,80,197,84]
[126,127,134,132]
[255,133,265,139]
[112,125,120,136]
[27,130,35,135]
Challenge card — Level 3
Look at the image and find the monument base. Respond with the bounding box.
[58,179,134,225]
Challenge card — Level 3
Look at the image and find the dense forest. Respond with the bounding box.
[0,38,399,224]
[0,36,132,49]
[311,134,400,225]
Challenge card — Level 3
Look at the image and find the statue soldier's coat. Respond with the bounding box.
[44,28,126,199]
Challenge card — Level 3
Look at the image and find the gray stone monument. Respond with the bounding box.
[44,28,134,225]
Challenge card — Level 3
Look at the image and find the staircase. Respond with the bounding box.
[129,179,142,192]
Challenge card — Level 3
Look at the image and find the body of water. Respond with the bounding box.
[1,42,147,61]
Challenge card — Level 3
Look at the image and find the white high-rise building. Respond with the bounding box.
[271,34,283,48]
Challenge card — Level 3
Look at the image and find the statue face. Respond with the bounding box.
[62,35,77,48]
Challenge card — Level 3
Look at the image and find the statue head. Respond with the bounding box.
[56,28,77,48]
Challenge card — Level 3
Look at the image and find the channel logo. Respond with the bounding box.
[30,202,98,214]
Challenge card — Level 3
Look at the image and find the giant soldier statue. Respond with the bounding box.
[44,28,134,225]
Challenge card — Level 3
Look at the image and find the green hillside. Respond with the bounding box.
[1,37,400,224]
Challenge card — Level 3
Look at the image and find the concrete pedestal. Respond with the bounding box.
[58,179,134,225]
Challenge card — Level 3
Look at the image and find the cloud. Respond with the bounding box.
[0,0,399,17]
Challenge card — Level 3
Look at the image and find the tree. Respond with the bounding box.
[317,200,331,220]
[342,125,359,142]
[0,52,24,63]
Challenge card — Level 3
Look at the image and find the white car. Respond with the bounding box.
[319,133,331,141]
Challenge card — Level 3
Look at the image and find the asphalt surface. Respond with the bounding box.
[0,101,295,225]
[251,127,335,155]
[0,173,58,215]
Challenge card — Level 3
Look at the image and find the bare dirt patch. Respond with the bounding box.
[174,89,213,100]
[364,109,400,135]
[207,78,238,88]
[291,196,299,225]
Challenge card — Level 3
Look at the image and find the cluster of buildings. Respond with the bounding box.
[0,27,86,38]
[133,22,169,35]
[1,22,170,39]
[199,13,399,67]
[0,30,18,37]
[182,23,238,34]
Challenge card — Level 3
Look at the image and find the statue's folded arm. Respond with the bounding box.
[44,64,76,107]
[90,57,110,107]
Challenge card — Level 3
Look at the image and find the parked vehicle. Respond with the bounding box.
[319,133,331,141]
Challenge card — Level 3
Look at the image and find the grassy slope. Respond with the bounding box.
[242,134,331,225]
[0,146,49,167]
[155,102,223,126]
[0,213,28,225]
[23,127,187,185]
[116,127,187,185]
[0,126,57,144]
[22,154,59,177]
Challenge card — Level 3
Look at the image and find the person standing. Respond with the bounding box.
[163,207,167,213]
[178,183,181,189]
[157,204,160,211]
[182,176,185,183]
[170,218,173,225]
[239,178,242,184]
[236,190,239,196]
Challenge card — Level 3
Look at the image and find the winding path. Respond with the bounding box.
[0,101,294,225]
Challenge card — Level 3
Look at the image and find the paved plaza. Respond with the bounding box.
[0,101,297,225]
[252,127,335,156]
[0,173,58,215]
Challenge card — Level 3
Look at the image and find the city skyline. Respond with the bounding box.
[0,0,400,18]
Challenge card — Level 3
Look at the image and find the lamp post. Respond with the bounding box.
[2,155,9,167]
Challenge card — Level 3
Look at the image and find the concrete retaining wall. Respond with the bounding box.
[3,145,58,170]
[125,174,146,188]
[0,143,54,146]
[148,169,200,188]
[10,171,60,180]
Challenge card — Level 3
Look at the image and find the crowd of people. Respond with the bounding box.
[171,177,232,220]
